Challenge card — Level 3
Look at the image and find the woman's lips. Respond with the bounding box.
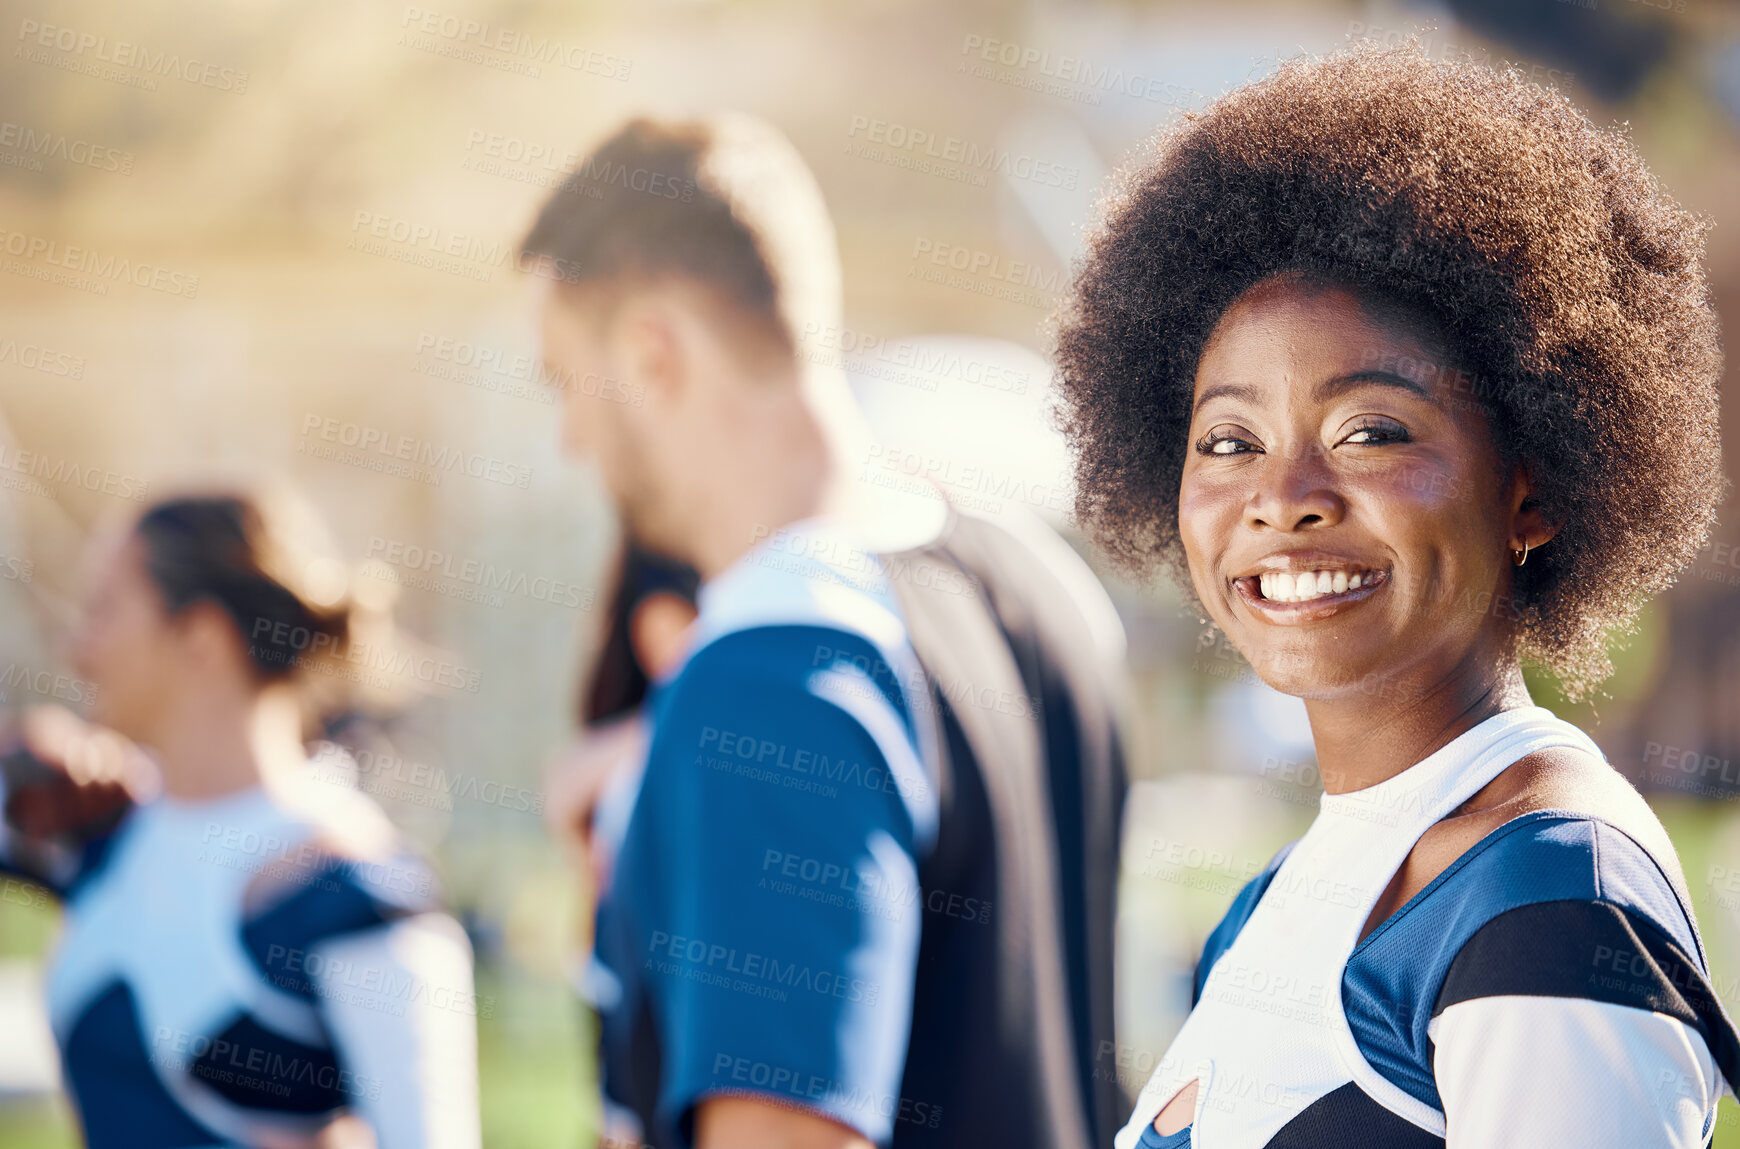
[1232,567,1390,621]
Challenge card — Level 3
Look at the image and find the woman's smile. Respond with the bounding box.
[1232,554,1390,623]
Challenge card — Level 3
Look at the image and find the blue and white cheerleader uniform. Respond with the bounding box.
[2,763,481,1148]
[1120,707,1739,1148]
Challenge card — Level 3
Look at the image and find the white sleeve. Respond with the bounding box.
[308,912,482,1149]
[1430,995,1720,1148]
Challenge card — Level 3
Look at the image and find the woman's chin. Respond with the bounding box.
[1236,643,1414,703]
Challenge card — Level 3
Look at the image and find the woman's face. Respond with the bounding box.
[71,531,180,741]
[1179,277,1525,701]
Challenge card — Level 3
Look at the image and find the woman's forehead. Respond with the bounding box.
[1197,279,1452,388]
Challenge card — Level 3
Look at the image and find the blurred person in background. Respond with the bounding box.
[0,492,480,1149]
[1055,44,1737,1149]
[523,115,1130,1149]
[545,542,699,903]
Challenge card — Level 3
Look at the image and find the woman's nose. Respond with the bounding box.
[1241,445,1346,532]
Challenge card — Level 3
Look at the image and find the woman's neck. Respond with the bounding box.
[1304,653,1535,795]
[151,684,306,802]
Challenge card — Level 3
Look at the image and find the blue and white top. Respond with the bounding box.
[588,507,1135,1149]
[1119,707,1739,1148]
[3,763,481,1148]
[589,517,944,1148]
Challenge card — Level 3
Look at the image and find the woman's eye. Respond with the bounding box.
[1340,419,1410,446]
[1195,429,1259,456]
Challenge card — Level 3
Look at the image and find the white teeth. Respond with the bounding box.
[1256,568,1377,602]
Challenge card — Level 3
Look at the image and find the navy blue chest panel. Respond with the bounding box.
[64,981,226,1149]
[59,854,439,1146]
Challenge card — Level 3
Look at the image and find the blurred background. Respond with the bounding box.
[2,0,1739,1144]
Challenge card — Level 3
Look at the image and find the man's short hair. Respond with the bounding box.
[523,114,839,352]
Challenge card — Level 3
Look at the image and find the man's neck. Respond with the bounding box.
[688,393,835,580]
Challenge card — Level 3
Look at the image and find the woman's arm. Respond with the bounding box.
[306,912,482,1149]
[0,705,149,893]
[1432,995,1719,1147]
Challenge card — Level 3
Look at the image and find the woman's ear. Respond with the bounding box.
[1506,464,1558,555]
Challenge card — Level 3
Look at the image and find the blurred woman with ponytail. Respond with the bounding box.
[0,491,481,1149]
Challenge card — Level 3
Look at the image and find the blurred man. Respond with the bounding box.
[524,115,1128,1149]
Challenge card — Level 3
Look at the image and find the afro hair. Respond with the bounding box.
[1053,42,1724,693]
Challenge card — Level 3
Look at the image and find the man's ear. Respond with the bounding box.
[615,298,686,409]
[1506,464,1558,554]
[175,600,254,678]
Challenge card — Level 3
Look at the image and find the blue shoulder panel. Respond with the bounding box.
[1343,812,1701,1111]
[239,855,441,1000]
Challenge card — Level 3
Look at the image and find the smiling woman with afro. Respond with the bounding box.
[1057,44,1738,1149]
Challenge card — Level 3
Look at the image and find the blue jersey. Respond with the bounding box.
[592,519,940,1146]
[589,511,1130,1149]
[2,758,481,1148]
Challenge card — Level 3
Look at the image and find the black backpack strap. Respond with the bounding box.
[887,521,1095,1149]
[924,511,1129,1144]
